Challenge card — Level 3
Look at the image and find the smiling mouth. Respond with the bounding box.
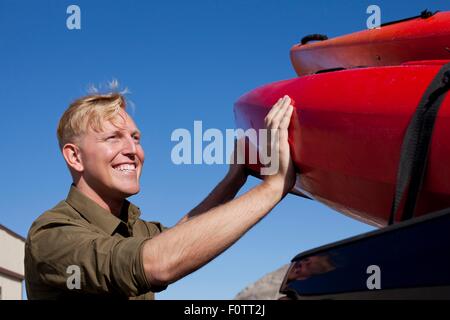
[112,163,137,174]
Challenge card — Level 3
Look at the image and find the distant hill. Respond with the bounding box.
[234,264,289,300]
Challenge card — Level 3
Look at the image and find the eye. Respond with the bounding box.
[106,135,118,141]
[133,134,141,143]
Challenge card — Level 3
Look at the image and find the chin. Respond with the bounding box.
[112,183,140,198]
[121,187,140,197]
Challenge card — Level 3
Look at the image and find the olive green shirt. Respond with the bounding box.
[25,185,167,300]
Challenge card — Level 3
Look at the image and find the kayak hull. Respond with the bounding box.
[234,61,450,226]
[291,11,450,76]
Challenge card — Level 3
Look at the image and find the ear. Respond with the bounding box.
[62,143,84,173]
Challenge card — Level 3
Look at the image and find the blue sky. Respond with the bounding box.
[1,0,449,300]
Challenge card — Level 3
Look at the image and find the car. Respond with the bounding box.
[278,207,450,299]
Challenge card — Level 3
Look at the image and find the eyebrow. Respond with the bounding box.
[101,129,141,137]
[131,130,141,136]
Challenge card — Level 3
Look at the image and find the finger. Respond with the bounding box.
[268,96,291,123]
[270,98,291,128]
[235,138,246,164]
[264,96,287,125]
[279,105,294,129]
[265,97,284,120]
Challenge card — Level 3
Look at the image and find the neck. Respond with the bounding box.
[75,179,124,217]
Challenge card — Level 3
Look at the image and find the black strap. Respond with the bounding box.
[301,34,328,45]
[388,62,450,225]
[380,9,437,27]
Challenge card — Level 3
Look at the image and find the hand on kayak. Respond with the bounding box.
[262,95,296,197]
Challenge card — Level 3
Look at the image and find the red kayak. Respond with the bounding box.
[234,60,450,227]
[290,11,450,76]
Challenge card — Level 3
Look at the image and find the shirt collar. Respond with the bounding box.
[65,184,142,235]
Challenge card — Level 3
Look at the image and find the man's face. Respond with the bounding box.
[77,109,144,199]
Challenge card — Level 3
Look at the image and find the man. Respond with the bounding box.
[25,92,296,299]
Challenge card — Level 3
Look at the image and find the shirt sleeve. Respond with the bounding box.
[26,217,160,297]
[145,220,169,233]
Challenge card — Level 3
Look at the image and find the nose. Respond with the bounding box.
[121,135,137,157]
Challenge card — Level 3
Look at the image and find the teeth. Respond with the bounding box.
[113,164,136,171]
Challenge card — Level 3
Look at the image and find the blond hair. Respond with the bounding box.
[57,92,127,149]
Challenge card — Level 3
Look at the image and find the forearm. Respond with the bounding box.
[142,180,283,286]
[177,171,247,224]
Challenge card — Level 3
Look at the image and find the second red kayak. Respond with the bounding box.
[290,11,450,76]
[234,60,450,227]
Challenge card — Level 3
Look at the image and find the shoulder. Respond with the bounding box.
[25,200,95,276]
[27,200,90,245]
